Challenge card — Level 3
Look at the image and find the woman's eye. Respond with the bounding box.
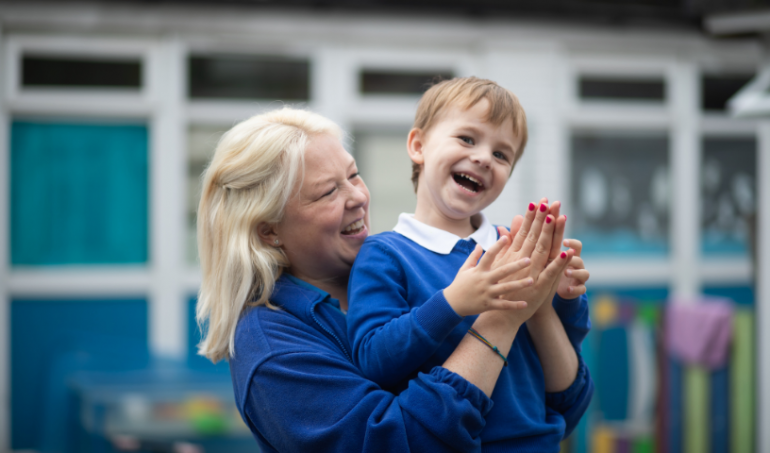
[459,136,474,145]
[349,172,360,180]
[322,187,336,198]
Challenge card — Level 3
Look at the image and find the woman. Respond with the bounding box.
[196,108,577,452]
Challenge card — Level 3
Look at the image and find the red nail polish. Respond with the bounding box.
[560,251,567,259]
[539,203,547,212]
[563,215,567,221]
[545,216,552,224]
[528,202,536,211]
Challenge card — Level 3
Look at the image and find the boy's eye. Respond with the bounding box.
[459,136,474,145]
[493,151,508,161]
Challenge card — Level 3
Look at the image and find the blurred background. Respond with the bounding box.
[1,0,769,452]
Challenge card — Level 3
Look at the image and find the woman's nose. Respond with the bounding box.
[345,182,369,209]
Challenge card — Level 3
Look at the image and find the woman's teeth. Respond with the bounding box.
[342,219,365,234]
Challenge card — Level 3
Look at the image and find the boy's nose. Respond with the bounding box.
[471,149,492,168]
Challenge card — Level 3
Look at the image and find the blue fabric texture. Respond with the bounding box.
[347,231,594,452]
[229,274,494,453]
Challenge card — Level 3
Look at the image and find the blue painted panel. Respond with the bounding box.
[711,366,729,453]
[596,327,629,421]
[10,298,148,450]
[668,357,683,453]
[188,296,230,373]
[703,285,754,306]
[10,121,148,265]
[587,286,669,304]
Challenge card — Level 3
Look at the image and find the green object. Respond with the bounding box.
[191,412,228,435]
[731,309,755,453]
[684,366,709,453]
[631,435,654,453]
[636,304,660,327]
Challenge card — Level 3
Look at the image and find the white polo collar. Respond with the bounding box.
[392,212,498,255]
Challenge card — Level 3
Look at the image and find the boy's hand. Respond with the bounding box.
[557,239,590,299]
[443,236,534,318]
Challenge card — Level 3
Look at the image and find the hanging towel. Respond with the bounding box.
[666,298,734,370]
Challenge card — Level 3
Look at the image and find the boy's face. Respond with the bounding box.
[410,98,519,224]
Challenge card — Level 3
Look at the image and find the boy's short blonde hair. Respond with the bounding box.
[411,76,528,192]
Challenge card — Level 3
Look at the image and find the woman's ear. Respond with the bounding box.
[257,222,281,246]
[406,128,426,166]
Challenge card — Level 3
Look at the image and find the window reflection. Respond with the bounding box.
[571,132,670,256]
[701,137,756,256]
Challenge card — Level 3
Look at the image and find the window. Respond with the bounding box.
[189,55,310,100]
[701,75,752,111]
[571,132,670,256]
[353,129,415,233]
[360,70,453,95]
[701,137,756,256]
[579,76,666,102]
[10,121,148,265]
[22,55,142,88]
[187,125,228,263]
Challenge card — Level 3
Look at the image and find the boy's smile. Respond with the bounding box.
[408,98,520,237]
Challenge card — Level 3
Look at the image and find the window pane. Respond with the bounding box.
[187,125,227,263]
[22,55,142,88]
[10,121,148,265]
[11,298,148,450]
[354,130,415,233]
[360,70,453,95]
[571,132,670,256]
[701,137,756,256]
[579,77,665,101]
[702,75,752,111]
[189,55,309,100]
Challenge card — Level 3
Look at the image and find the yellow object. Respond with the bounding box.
[592,426,614,453]
[593,295,618,327]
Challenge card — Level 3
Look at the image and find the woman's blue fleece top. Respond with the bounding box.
[229,273,497,453]
[347,214,594,453]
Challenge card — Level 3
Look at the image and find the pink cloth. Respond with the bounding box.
[666,298,734,370]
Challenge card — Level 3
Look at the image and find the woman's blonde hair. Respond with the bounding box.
[196,107,342,363]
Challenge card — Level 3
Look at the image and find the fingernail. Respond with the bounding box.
[560,251,567,259]
[523,258,531,264]
[563,240,569,246]
[545,216,552,224]
[563,215,567,221]
[528,278,534,285]
[529,202,536,211]
[566,269,573,276]
[539,203,547,212]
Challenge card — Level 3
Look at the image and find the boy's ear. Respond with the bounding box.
[406,128,426,165]
[257,222,281,246]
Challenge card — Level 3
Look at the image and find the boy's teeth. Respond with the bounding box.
[458,173,480,184]
[343,219,364,233]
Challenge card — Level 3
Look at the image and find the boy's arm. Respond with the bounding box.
[347,240,464,388]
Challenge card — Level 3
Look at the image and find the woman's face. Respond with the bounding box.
[275,133,370,284]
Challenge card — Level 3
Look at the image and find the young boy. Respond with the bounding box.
[347,77,593,451]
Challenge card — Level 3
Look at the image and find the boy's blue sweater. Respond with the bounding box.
[348,223,594,453]
[229,274,496,453]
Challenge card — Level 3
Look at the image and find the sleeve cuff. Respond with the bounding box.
[552,293,587,319]
[545,355,588,411]
[428,367,494,417]
[414,290,464,342]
